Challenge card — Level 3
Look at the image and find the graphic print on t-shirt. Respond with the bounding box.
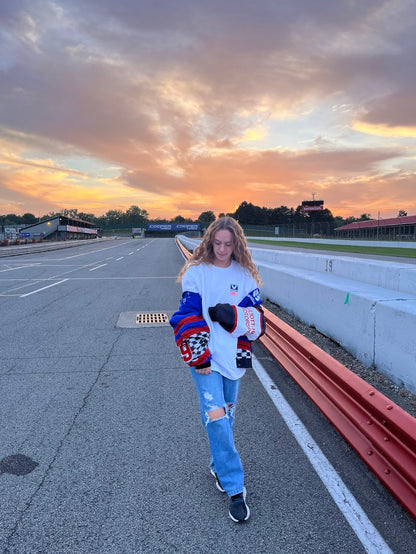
[230,284,238,296]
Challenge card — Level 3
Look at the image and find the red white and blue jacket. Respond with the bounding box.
[170,288,265,370]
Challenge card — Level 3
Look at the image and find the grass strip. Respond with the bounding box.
[248,239,416,258]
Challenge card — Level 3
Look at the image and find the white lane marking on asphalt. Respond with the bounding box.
[89,264,107,271]
[0,264,40,273]
[20,279,69,297]
[116,257,124,260]
[136,240,153,252]
[5,280,47,294]
[61,240,134,259]
[252,356,393,554]
[128,252,134,255]
[66,276,176,279]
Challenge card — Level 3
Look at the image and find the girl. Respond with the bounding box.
[170,217,265,522]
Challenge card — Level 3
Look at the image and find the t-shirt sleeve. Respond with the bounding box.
[182,265,200,294]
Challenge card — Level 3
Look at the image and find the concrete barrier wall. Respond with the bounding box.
[177,235,416,394]
[258,261,416,389]
[248,248,416,296]
[374,300,416,389]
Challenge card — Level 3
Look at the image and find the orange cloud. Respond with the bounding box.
[353,121,416,138]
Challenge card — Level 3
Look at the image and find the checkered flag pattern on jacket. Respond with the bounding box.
[185,331,209,364]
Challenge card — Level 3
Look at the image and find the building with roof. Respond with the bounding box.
[334,215,416,240]
[19,215,98,241]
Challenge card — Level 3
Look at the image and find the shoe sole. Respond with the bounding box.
[210,469,226,493]
[229,487,250,522]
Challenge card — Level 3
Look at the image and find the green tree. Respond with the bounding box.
[5,213,21,224]
[197,211,216,224]
[172,215,194,223]
[267,206,292,224]
[58,208,81,219]
[104,210,124,226]
[293,205,309,223]
[44,211,61,220]
[125,205,149,225]
[21,213,37,225]
[77,212,97,223]
[233,201,257,224]
[333,216,345,228]
[233,201,270,225]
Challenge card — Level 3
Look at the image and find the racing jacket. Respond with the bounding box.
[170,289,265,370]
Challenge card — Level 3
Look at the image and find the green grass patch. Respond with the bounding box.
[248,239,416,258]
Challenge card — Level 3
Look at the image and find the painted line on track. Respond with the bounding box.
[0,263,40,273]
[252,356,393,554]
[20,279,69,297]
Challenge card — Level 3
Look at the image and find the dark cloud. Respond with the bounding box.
[362,88,416,127]
[2,0,413,139]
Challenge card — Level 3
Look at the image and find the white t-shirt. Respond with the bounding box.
[182,261,259,379]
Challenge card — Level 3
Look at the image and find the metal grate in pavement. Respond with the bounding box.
[116,311,172,328]
[136,312,169,325]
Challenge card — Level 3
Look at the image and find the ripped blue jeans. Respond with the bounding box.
[190,367,244,497]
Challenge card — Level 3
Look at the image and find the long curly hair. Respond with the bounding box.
[178,217,262,286]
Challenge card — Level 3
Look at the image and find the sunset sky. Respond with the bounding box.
[1,0,415,220]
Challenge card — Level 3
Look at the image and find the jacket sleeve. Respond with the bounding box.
[238,287,266,340]
[209,303,266,341]
[234,286,266,368]
[169,291,212,368]
[208,287,266,341]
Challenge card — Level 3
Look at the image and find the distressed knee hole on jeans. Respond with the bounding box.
[207,407,227,423]
[226,402,235,418]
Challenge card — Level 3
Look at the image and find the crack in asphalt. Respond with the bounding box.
[3,329,124,551]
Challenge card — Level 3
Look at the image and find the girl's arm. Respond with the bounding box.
[169,291,212,369]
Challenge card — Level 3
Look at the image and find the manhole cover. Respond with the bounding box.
[136,313,169,325]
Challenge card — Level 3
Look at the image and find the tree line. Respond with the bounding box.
[0,202,409,230]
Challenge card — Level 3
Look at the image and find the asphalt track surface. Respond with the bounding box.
[1,238,415,553]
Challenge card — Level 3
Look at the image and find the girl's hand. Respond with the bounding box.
[195,366,211,375]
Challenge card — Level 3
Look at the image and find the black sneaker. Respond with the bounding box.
[210,468,225,493]
[229,487,250,522]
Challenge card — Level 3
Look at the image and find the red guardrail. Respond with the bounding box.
[176,238,416,520]
[261,308,416,520]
